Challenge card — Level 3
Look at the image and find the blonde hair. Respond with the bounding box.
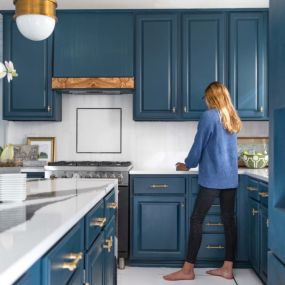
[204,82,242,134]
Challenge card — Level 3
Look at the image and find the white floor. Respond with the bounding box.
[118,267,263,285]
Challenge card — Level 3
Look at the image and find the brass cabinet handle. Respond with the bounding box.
[184,106,187,113]
[90,217,106,228]
[150,184,169,189]
[212,204,220,207]
[206,222,224,227]
[181,203,185,208]
[60,252,83,271]
[247,186,258,192]
[206,245,224,249]
[107,202,118,209]
[47,106,52,112]
[258,192,269,198]
[258,106,264,112]
[103,236,113,252]
[252,208,259,216]
[267,218,269,228]
[172,107,176,113]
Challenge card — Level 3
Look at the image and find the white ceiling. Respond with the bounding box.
[0,0,269,10]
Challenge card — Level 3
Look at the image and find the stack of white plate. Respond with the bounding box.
[0,173,27,202]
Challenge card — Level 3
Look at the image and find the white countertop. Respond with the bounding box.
[0,178,118,285]
[130,168,269,182]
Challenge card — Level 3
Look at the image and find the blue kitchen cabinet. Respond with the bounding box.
[85,232,105,285]
[53,12,134,77]
[229,12,268,119]
[2,14,61,121]
[268,252,285,285]
[182,13,226,120]
[130,175,187,263]
[260,205,268,282]
[14,261,41,285]
[104,216,116,285]
[134,14,179,120]
[249,198,260,274]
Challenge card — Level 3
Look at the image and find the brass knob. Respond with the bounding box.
[48,106,52,112]
[90,217,106,227]
[172,106,176,113]
[252,208,259,216]
[258,106,264,112]
[103,236,113,252]
[184,106,187,113]
[181,203,185,208]
[107,202,118,209]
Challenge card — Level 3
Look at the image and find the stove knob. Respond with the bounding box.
[50,174,57,179]
[117,173,123,184]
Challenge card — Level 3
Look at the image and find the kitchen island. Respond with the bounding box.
[0,178,118,285]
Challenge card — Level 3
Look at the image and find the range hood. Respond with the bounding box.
[52,77,135,94]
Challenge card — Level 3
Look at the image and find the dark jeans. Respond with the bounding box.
[186,186,237,264]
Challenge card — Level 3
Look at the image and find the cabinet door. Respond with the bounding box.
[3,14,61,121]
[249,199,260,273]
[132,196,185,260]
[15,261,41,285]
[182,13,226,120]
[104,216,116,285]
[229,12,268,119]
[260,206,268,282]
[53,12,134,77]
[67,262,83,285]
[134,14,179,120]
[86,232,105,285]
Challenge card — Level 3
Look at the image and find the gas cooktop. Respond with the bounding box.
[48,161,132,167]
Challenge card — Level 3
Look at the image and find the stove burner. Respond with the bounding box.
[48,161,132,167]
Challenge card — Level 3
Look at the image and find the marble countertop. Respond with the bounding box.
[130,168,269,182]
[0,178,118,285]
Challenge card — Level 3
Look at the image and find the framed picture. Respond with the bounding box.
[27,137,56,162]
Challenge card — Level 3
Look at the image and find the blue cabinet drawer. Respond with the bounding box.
[105,190,116,225]
[85,199,105,250]
[259,182,268,207]
[247,179,259,200]
[197,234,225,260]
[42,220,84,285]
[192,197,221,214]
[203,215,224,233]
[133,177,186,195]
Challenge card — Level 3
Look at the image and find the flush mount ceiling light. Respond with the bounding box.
[13,0,57,41]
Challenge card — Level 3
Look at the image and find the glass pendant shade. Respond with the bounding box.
[14,0,57,41]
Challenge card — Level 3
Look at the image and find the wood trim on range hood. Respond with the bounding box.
[52,77,135,89]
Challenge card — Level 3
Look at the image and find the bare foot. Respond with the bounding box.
[163,269,195,281]
[206,268,234,279]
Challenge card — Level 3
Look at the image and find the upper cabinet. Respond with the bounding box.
[53,12,134,77]
[3,14,62,121]
[182,13,226,119]
[134,14,179,120]
[229,12,268,119]
[134,11,268,121]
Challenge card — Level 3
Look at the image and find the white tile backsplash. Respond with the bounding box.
[5,94,269,169]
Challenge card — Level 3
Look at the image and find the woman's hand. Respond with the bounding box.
[175,162,189,171]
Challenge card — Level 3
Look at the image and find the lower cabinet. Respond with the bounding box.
[268,252,285,285]
[130,175,187,263]
[247,178,269,283]
[14,189,117,285]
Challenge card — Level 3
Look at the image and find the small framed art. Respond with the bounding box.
[27,137,56,162]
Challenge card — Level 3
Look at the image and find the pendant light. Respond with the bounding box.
[13,0,57,41]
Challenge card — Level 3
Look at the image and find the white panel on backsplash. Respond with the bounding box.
[5,94,269,169]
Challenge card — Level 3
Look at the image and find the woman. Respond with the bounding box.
[163,82,242,281]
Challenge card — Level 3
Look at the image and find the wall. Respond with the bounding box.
[5,94,269,169]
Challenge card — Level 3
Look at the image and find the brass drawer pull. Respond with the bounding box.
[252,208,259,216]
[90,217,106,228]
[60,252,83,271]
[206,222,224,227]
[258,192,269,198]
[150,184,169,189]
[212,204,220,207]
[206,245,224,249]
[107,202,118,209]
[247,186,258,192]
[103,236,113,252]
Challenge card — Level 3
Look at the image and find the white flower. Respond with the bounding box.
[4,61,18,82]
[0,62,7,79]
